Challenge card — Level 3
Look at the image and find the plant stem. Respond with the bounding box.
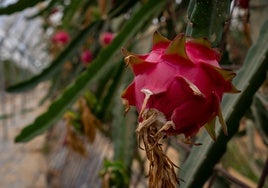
[186,0,231,46]
[186,0,213,39]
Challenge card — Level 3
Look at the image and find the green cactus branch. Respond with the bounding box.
[186,0,213,38]
[186,0,231,46]
[14,0,166,143]
[180,19,268,188]
[0,0,46,15]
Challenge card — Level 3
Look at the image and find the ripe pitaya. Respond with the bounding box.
[236,0,250,9]
[99,32,115,46]
[121,32,239,187]
[51,30,70,45]
[80,49,93,66]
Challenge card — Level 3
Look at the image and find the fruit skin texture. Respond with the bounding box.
[121,32,239,139]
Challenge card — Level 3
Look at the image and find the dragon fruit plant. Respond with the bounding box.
[121,32,239,187]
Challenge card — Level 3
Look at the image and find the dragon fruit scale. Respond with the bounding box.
[121,32,239,187]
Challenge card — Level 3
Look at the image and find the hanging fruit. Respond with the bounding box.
[121,31,239,187]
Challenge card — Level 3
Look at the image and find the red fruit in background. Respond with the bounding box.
[99,32,114,46]
[121,32,239,139]
[80,50,93,65]
[51,30,70,45]
[50,7,59,15]
[236,0,250,9]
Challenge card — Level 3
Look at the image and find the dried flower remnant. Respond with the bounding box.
[64,115,87,157]
[79,97,100,143]
[121,32,239,187]
[63,97,101,156]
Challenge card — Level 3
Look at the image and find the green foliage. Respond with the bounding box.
[2,0,268,187]
[252,93,268,145]
[0,0,46,15]
[180,19,268,188]
[99,159,129,187]
[7,21,103,92]
[14,0,166,142]
[186,0,231,46]
[2,59,34,86]
[222,141,259,182]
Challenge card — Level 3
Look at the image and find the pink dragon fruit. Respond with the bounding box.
[80,49,93,66]
[236,0,249,9]
[51,30,70,45]
[99,32,114,46]
[121,32,239,187]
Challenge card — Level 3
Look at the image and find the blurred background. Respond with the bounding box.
[0,0,268,187]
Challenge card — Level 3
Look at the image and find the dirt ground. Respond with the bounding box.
[0,84,49,188]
